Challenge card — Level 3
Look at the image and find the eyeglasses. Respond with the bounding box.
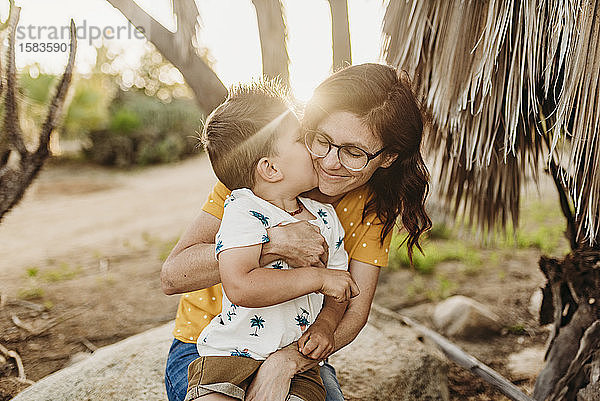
[304,129,386,171]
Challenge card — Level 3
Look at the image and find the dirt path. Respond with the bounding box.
[0,155,216,288]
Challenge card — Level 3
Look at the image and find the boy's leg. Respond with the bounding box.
[187,355,262,400]
[165,339,201,401]
[319,362,344,401]
[289,367,326,401]
[191,394,236,401]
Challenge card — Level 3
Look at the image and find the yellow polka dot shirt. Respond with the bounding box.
[173,181,393,343]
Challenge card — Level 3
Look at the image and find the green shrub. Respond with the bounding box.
[84,90,203,167]
[389,235,470,274]
[109,108,141,134]
[62,77,113,140]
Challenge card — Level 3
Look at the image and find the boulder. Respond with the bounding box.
[433,295,502,338]
[331,307,450,401]
[12,305,450,401]
[11,323,173,401]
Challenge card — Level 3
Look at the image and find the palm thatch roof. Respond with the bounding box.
[382,0,600,245]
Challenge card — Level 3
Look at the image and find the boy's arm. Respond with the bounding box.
[297,296,348,359]
[160,215,330,295]
[298,209,350,359]
[220,245,357,308]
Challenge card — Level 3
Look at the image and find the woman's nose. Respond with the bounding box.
[321,147,342,169]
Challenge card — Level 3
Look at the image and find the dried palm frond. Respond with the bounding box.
[382,0,600,245]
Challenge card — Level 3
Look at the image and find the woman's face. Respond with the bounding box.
[310,111,394,198]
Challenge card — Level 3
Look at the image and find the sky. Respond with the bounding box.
[5,0,387,101]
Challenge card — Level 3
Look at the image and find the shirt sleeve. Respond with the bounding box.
[201,181,232,220]
[326,207,349,271]
[350,220,393,267]
[215,197,270,259]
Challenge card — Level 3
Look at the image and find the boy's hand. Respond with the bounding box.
[297,320,335,360]
[318,269,359,302]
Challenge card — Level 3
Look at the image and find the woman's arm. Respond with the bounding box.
[161,212,330,295]
[245,259,380,401]
[160,211,222,295]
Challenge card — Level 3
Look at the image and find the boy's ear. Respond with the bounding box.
[256,157,283,182]
[380,153,398,169]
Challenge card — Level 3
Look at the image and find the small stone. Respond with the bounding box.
[507,346,545,380]
[529,288,543,317]
[433,295,502,338]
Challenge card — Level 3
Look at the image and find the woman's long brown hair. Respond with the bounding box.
[303,63,432,262]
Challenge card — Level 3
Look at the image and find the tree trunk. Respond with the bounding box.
[327,0,351,70]
[534,248,600,401]
[251,0,289,87]
[106,0,227,114]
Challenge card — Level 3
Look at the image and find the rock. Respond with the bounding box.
[11,323,173,401]
[529,288,543,318]
[12,306,450,401]
[507,346,545,380]
[331,307,450,401]
[433,295,502,338]
[577,382,600,401]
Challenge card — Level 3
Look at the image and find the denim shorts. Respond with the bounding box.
[165,339,344,401]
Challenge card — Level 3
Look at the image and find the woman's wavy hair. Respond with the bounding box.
[303,63,432,262]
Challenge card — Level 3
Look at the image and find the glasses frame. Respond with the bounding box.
[304,130,386,172]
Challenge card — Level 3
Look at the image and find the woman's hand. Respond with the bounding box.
[245,344,315,401]
[263,221,329,268]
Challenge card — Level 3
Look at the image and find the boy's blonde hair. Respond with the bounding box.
[201,80,295,190]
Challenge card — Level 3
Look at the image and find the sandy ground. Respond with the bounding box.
[0,156,216,286]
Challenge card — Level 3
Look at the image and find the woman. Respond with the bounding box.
[161,63,431,401]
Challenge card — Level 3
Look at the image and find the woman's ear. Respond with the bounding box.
[380,153,398,168]
[256,157,283,182]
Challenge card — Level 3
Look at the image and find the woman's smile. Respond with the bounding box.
[316,163,349,181]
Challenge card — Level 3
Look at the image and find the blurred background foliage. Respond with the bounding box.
[14,43,203,168]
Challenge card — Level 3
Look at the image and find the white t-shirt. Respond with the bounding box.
[196,188,348,360]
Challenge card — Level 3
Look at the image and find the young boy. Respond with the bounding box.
[184,81,359,401]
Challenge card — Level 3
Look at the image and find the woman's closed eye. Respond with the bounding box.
[344,147,364,158]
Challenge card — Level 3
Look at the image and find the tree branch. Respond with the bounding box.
[106,0,227,113]
[36,20,77,159]
[106,0,175,55]
[3,3,27,159]
[172,0,199,63]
